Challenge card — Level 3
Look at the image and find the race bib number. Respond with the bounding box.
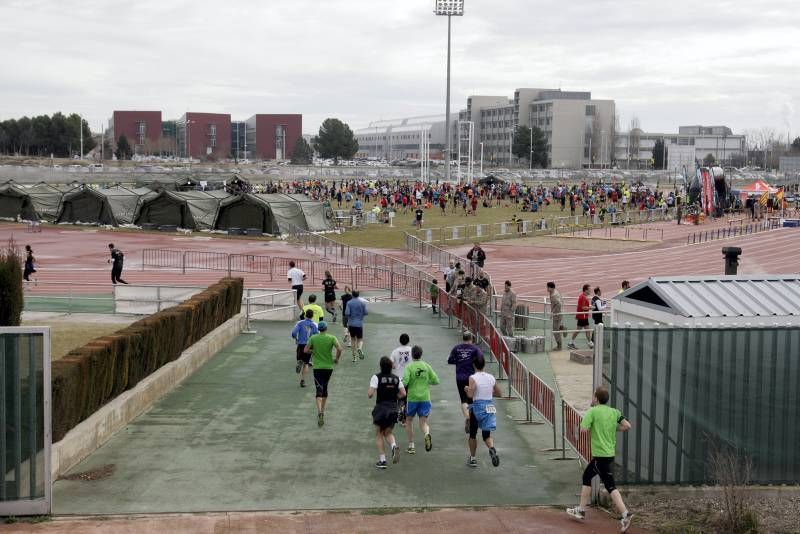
[485,405,497,414]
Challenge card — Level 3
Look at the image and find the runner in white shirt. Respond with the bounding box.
[465,354,502,468]
[390,333,413,427]
[287,261,306,311]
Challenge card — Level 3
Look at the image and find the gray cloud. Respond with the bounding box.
[1,0,798,138]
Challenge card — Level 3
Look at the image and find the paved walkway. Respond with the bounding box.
[11,507,649,533]
[52,301,583,515]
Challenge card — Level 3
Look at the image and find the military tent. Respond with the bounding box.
[56,187,116,225]
[26,183,69,221]
[0,182,37,221]
[104,187,158,225]
[256,194,311,233]
[134,176,199,192]
[284,194,331,231]
[135,190,228,230]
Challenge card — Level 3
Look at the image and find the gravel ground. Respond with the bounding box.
[625,493,800,533]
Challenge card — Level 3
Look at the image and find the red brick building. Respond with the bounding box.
[245,114,302,160]
[110,111,162,153]
[178,112,231,160]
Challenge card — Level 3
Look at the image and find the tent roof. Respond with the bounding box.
[739,179,778,194]
[617,276,800,318]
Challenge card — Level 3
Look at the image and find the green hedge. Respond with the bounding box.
[51,277,244,442]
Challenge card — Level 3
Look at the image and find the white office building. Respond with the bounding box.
[459,88,615,168]
[353,115,457,161]
[615,125,746,170]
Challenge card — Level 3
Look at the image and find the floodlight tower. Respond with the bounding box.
[434,0,464,183]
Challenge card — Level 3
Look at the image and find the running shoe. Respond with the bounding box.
[467,456,478,468]
[375,460,388,470]
[391,445,400,464]
[300,380,305,388]
[566,507,585,521]
[567,342,577,350]
[407,445,416,455]
[620,513,633,532]
[588,341,595,348]
[295,360,302,374]
[489,447,500,467]
[424,433,432,452]
[352,356,357,363]
[357,348,365,360]
[318,412,324,427]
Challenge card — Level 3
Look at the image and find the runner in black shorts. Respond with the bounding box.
[340,286,353,346]
[368,356,406,469]
[448,332,483,434]
[290,309,319,388]
[287,261,306,311]
[304,321,342,427]
[322,270,338,322]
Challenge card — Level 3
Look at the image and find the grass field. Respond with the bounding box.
[21,316,136,360]
[332,199,573,249]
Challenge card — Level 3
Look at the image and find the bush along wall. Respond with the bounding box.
[51,277,244,442]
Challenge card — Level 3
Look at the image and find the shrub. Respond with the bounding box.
[51,277,244,441]
[0,237,24,326]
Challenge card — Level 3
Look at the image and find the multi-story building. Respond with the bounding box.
[176,112,231,160]
[614,125,746,169]
[108,111,162,154]
[460,89,615,168]
[353,115,457,161]
[244,114,302,160]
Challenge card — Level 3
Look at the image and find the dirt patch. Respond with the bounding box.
[62,464,115,482]
[627,493,800,533]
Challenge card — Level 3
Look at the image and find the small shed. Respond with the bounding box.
[613,275,800,327]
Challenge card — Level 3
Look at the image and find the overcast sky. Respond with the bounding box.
[1,0,799,138]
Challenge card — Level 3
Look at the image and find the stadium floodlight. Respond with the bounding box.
[434,0,464,183]
[433,0,464,16]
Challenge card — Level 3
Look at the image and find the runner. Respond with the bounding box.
[291,309,319,388]
[287,261,306,311]
[591,287,606,326]
[303,294,325,323]
[107,243,128,285]
[340,286,353,346]
[304,321,343,427]
[567,386,633,532]
[569,284,593,349]
[402,345,439,454]
[368,356,406,469]
[430,279,440,314]
[499,280,516,336]
[547,282,564,350]
[465,353,501,468]
[390,334,413,427]
[322,270,338,322]
[344,290,368,362]
[448,332,483,434]
[414,206,424,229]
[23,245,37,284]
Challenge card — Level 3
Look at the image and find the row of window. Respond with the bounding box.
[359,133,433,142]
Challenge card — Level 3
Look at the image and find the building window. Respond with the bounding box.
[585,105,596,116]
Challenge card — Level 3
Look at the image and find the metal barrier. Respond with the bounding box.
[561,399,592,462]
[685,218,780,245]
[243,289,298,333]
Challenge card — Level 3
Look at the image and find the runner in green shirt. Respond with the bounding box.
[304,321,342,427]
[567,386,633,532]
[401,345,439,454]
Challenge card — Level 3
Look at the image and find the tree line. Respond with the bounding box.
[0,113,96,158]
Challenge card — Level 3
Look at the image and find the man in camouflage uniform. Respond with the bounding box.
[472,279,489,316]
[500,280,517,336]
[547,281,564,350]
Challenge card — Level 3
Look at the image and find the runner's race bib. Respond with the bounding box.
[485,405,497,414]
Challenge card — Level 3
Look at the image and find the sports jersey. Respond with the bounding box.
[369,372,403,404]
[390,345,413,378]
[322,278,337,297]
[344,298,368,327]
[291,318,318,345]
[306,333,339,370]
[402,360,440,402]
[303,303,325,323]
[470,371,495,400]
[581,404,625,458]
[448,343,483,380]
[287,267,305,286]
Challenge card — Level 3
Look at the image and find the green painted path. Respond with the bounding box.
[53,300,581,515]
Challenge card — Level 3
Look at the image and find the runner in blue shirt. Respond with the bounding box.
[291,309,319,388]
[344,290,368,362]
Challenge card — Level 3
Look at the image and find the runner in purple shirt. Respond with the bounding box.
[448,332,484,434]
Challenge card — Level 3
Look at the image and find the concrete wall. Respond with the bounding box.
[51,312,246,479]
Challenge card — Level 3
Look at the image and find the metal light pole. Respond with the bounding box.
[479,141,484,175]
[185,118,196,173]
[435,0,464,182]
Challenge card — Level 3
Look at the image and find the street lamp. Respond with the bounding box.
[185,118,196,173]
[479,141,484,175]
[434,0,464,183]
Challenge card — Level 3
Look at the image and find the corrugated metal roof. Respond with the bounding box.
[623,276,800,318]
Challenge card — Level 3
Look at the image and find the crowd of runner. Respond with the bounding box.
[285,263,635,532]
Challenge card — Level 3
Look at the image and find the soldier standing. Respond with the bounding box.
[500,280,517,336]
